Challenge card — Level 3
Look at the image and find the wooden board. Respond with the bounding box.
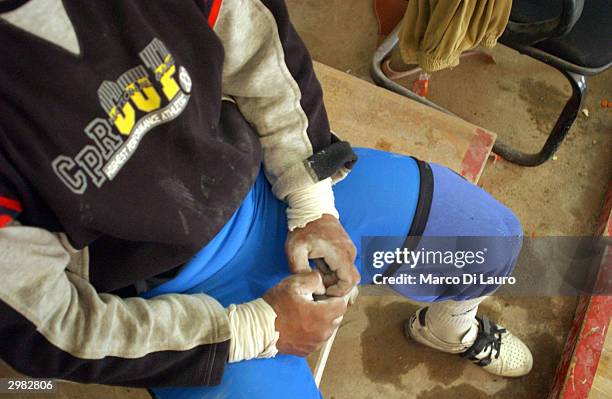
[314,62,496,183]
[590,323,612,399]
[550,185,612,399]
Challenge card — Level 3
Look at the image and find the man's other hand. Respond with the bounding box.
[263,272,347,357]
[285,214,360,297]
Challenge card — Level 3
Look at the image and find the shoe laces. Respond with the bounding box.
[460,316,506,367]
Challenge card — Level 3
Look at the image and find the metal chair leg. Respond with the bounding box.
[492,70,587,166]
[371,26,587,167]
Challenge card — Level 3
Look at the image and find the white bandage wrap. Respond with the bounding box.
[286,178,339,231]
[226,298,279,363]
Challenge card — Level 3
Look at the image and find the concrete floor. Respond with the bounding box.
[1,1,610,398]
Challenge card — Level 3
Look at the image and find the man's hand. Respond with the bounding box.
[285,214,360,297]
[263,272,347,357]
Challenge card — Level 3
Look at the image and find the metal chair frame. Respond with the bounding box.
[371,0,610,166]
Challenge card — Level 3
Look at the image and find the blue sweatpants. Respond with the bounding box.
[149,148,522,399]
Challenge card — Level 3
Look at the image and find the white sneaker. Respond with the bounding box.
[406,307,533,377]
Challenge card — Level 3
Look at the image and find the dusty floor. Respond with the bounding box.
[1,1,610,398]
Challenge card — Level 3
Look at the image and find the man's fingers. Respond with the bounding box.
[326,278,359,297]
[291,271,326,296]
[322,273,339,287]
[323,254,360,296]
[313,296,347,320]
[323,252,359,282]
[286,244,311,274]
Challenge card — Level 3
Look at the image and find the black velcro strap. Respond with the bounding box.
[408,158,433,237]
[305,139,357,181]
[384,158,433,278]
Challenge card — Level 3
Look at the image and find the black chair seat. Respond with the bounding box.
[511,0,563,23]
[511,0,612,71]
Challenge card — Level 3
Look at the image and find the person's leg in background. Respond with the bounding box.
[334,148,532,377]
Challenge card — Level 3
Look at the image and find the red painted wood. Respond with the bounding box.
[460,128,493,181]
[550,184,612,398]
[561,296,612,398]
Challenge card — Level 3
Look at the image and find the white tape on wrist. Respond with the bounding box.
[226,298,279,363]
[286,178,339,231]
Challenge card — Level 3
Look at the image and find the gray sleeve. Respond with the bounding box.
[0,225,231,387]
[214,0,357,200]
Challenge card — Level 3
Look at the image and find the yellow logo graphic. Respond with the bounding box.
[52,39,192,194]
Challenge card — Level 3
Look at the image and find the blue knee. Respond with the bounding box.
[489,205,523,278]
